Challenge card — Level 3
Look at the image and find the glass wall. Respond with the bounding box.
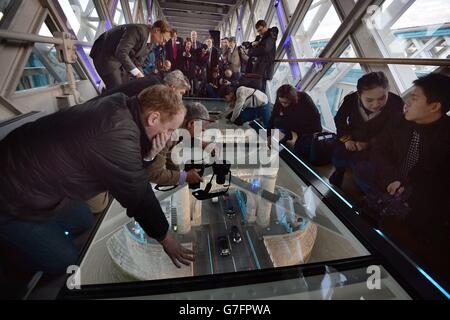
[285,0,300,17]
[365,0,450,92]
[306,44,362,131]
[114,0,125,25]
[16,21,81,91]
[269,9,283,47]
[267,53,296,103]
[254,0,271,22]
[230,11,238,36]
[58,0,102,44]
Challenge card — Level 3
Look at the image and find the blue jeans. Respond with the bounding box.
[206,84,220,98]
[235,103,272,128]
[0,202,94,274]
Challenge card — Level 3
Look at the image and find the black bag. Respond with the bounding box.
[238,73,263,91]
[310,132,337,166]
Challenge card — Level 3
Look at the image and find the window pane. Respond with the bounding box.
[366,0,450,91]
[242,2,251,35]
[306,44,362,131]
[247,23,256,41]
[141,0,148,23]
[0,0,12,25]
[254,0,271,22]
[58,0,101,44]
[129,0,137,18]
[267,53,296,103]
[114,0,125,25]
[16,22,81,91]
[269,10,283,47]
[230,13,238,35]
[286,0,300,17]
[292,0,342,78]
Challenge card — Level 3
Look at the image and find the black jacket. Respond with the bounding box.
[164,37,184,69]
[334,92,404,142]
[100,75,162,98]
[268,92,322,137]
[181,48,195,77]
[0,94,169,241]
[248,27,278,80]
[90,24,150,73]
[371,115,450,240]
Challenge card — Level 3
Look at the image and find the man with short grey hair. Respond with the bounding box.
[146,102,214,186]
[100,70,190,98]
[190,30,202,51]
[163,70,191,96]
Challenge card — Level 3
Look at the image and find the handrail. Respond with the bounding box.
[275,57,450,67]
[0,29,84,104]
[0,29,91,46]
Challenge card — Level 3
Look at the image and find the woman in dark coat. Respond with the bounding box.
[268,84,322,161]
[329,71,404,187]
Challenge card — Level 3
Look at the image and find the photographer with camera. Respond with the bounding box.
[246,20,278,92]
[220,85,272,127]
[147,102,214,187]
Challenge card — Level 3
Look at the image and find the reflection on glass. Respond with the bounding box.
[365,0,449,92]
[16,22,81,91]
[306,44,362,131]
[144,265,410,300]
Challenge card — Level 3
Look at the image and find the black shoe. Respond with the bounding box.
[329,169,345,187]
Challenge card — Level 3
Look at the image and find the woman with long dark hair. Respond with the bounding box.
[268,84,322,161]
[329,71,404,187]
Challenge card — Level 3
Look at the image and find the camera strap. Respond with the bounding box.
[192,171,231,200]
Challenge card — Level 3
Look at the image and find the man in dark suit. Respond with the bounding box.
[190,30,202,51]
[165,29,183,70]
[90,20,172,90]
[205,37,219,82]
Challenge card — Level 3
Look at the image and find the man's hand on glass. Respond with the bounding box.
[160,233,195,268]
